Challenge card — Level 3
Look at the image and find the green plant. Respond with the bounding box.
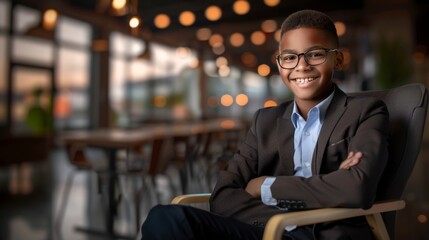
[375,36,412,89]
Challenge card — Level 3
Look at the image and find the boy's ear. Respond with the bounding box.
[334,51,344,71]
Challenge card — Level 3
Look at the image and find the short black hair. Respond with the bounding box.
[280,9,339,47]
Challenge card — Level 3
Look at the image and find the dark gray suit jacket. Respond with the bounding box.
[210,86,389,239]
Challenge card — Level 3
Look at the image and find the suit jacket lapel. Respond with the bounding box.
[313,86,348,174]
[277,103,295,176]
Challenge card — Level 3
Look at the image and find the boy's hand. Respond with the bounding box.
[244,152,363,198]
[339,151,363,170]
[245,176,267,198]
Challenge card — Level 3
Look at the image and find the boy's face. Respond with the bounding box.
[278,27,343,105]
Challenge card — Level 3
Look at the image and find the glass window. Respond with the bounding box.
[12,36,54,65]
[56,47,90,129]
[0,1,10,30]
[11,66,51,134]
[206,65,242,118]
[55,16,91,130]
[110,58,128,126]
[269,74,291,101]
[242,71,268,116]
[110,31,144,57]
[57,16,91,47]
[13,5,40,34]
[109,35,200,126]
[151,42,197,77]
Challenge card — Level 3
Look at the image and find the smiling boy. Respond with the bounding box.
[142,9,389,240]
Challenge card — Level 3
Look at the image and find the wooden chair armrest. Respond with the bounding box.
[263,200,405,240]
[170,194,404,240]
[171,193,212,204]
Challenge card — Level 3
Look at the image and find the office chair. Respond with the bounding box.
[171,83,428,240]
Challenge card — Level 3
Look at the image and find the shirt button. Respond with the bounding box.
[305,162,311,168]
[304,131,310,136]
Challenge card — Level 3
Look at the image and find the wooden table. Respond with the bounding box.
[60,118,245,239]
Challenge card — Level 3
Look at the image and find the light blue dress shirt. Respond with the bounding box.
[261,90,335,207]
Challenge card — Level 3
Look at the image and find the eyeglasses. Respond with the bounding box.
[276,48,338,69]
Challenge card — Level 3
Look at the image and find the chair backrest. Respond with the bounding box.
[349,83,428,238]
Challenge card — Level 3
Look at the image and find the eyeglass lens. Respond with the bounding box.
[277,49,334,69]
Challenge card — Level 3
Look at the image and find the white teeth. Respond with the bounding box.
[295,77,315,83]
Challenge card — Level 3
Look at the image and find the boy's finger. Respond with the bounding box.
[339,152,364,169]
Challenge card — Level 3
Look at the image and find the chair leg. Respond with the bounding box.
[150,176,162,203]
[365,213,390,240]
[54,169,76,240]
[132,174,153,234]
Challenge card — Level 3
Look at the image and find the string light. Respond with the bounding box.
[334,21,346,37]
[216,56,228,67]
[230,33,245,47]
[257,64,270,77]
[250,31,266,45]
[212,44,225,55]
[205,5,222,21]
[220,94,234,106]
[264,100,277,107]
[236,94,249,106]
[209,34,224,47]
[154,14,170,29]
[264,0,280,7]
[179,11,196,26]
[233,0,250,15]
[261,20,277,33]
[218,65,230,76]
[196,28,212,41]
[241,52,257,67]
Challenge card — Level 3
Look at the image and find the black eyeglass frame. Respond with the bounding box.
[276,48,339,69]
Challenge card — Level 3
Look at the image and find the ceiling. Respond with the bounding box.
[15,0,428,71]
[62,0,365,66]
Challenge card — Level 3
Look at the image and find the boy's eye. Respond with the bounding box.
[306,50,326,59]
[281,54,297,62]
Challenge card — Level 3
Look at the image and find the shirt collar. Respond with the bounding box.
[291,88,335,128]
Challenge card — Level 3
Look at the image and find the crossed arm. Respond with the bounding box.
[245,151,364,198]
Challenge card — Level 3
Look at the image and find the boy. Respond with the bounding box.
[142,9,388,240]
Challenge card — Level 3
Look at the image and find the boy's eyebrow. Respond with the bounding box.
[279,45,328,54]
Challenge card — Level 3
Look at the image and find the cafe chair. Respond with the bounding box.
[54,143,109,238]
[171,83,428,240]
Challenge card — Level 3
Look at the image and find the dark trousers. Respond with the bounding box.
[141,205,314,240]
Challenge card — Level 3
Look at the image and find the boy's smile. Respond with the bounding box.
[278,27,343,113]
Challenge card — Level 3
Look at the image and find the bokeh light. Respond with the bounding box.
[205,5,222,21]
[179,11,195,26]
[154,14,170,29]
[233,0,250,15]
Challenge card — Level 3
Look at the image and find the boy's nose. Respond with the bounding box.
[295,55,310,70]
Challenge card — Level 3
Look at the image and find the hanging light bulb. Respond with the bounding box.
[112,0,127,10]
[24,8,57,39]
[129,0,140,29]
[43,9,58,30]
[129,16,141,28]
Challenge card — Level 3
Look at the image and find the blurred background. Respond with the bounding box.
[0,0,428,239]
